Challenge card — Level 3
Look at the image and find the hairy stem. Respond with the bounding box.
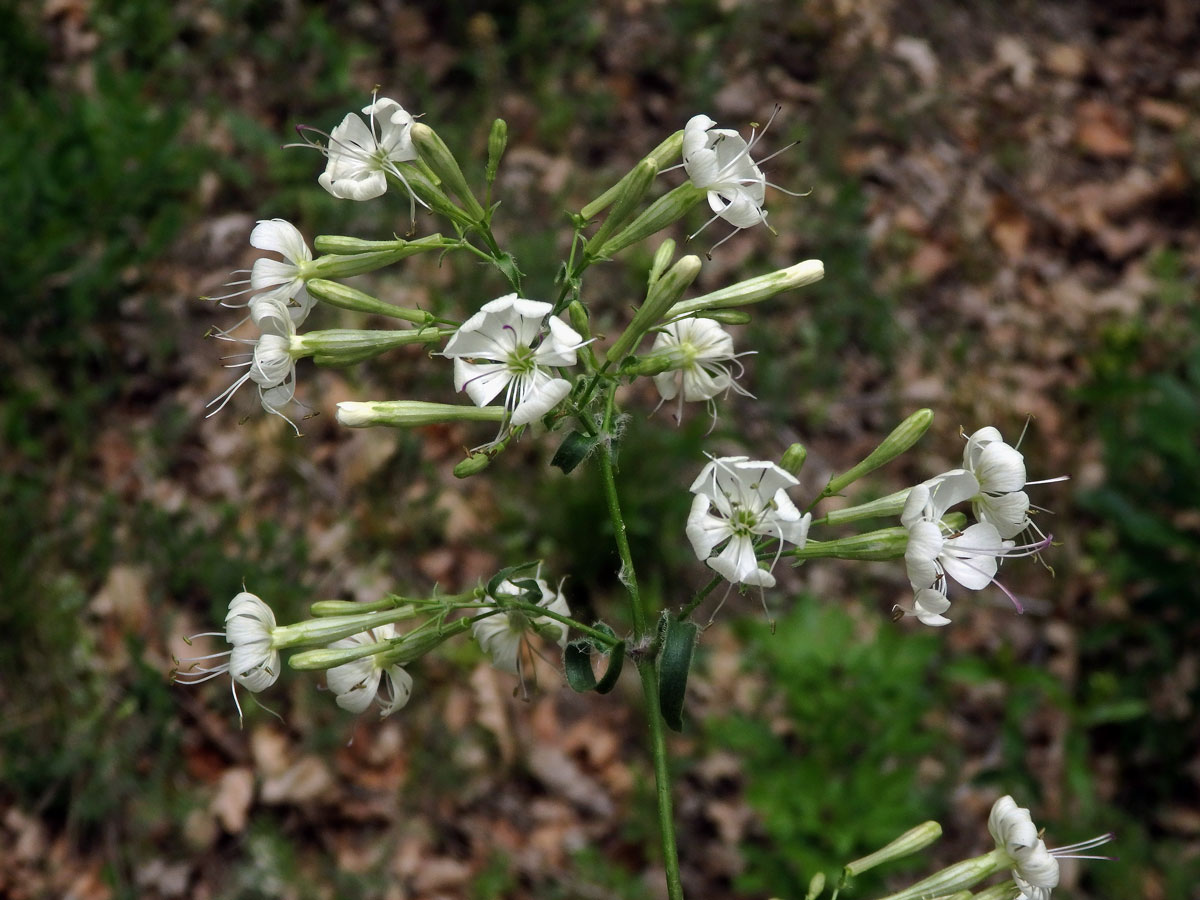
[596,386,684,900]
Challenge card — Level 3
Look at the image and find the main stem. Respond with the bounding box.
[596,413,685,900]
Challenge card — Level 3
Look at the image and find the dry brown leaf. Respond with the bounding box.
[1075,100,1133,158]
[908,242,953,282]
[1044,42,1087,78]
[210,767,254,833]
[469,664,515,764]
[260,755,335,805]
[988,194,1032,261]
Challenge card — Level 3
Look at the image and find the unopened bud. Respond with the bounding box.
[594,182,707,258]
[780,443,808,477]
[313,233,443,256]
[819,488,911,526]
[607,254,702,364]
[697,309,751,325]
[454,452,493,478]
[789,526,909,562]
[648,239,676,285]
[310,597,398,616]
[874,850,1005,900]
[580,130,683,219]
[337,401,507,429]
[666,259,824,319]
[292,327,452,366]
[804,872,826,900]
[567,301,592,340]
[273,606,417,651]
[823,409,934,497]
[486,118,508,185]
[844,821,942,878]
[307,233,447,277]
[585,159,658,258]
[411,123,486,221]
[306,279,434,325]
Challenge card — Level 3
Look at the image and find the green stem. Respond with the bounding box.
[638,660,685,900]
[595,384,684,900]
[676,575,723,622]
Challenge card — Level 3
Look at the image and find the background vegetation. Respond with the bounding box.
[1,1,1196,898]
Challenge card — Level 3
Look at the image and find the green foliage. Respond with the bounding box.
[706,601,952,896]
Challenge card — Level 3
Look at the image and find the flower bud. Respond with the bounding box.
[273,606,418,651]
[486,117,508,185]
[585,159,658,258]
[567,301,592,340]
[292,327,452,366]
[594,182,707,258]
[804,872,826,900]
[411,122,487,222]
[306,278,434,325]
[665,259,824,320]
[696,309,751,325]
[844,821,942,877]
[819,488,911,526]
[789,526,909,562]
[580,129,683,219]
[874,850,1005,900]
[312,233,445,256]
[780,443,807,477]
[402,165,476,227]
[337,401,507,429]
[289,640,392,671]
[648,239,676,285]
[823,409,934,496]
[454,452,493,478]
[607,254,703,364]
[971,882,1021,900]
[309,598,397,616]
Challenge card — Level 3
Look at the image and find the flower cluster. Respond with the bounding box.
[896,427,1054,626]
[206,219,313,431]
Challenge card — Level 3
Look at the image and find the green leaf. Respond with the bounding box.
[563,624,625,694]
[658,618,699,731]
[551,431,598,474]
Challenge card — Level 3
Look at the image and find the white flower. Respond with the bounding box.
[441,294,585,426]
[247,219,315,324]
[317,97,418,202]
[208,219,315,326]
[473,576,570,675]
[902,470,1005,598]
[326,623,414,718]
[224,592,283,693]
[207,296,301,431]
[989,796,1113,900]
[683,114,768,234]
[651,318,753,419]
[686,456,811,587]
[962,426,1066,543]
[174,591,283,722]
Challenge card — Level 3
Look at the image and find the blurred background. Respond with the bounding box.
[2,1,1198,898]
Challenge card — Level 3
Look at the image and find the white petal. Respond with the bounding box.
[685,494,729,561]
[510,375,571,425]
[454,359,511,407]
[249,219,311,264]
[976,441,1027,494]
[473,614,521,674]
[376,666,414,717]
[708,533,765,585]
